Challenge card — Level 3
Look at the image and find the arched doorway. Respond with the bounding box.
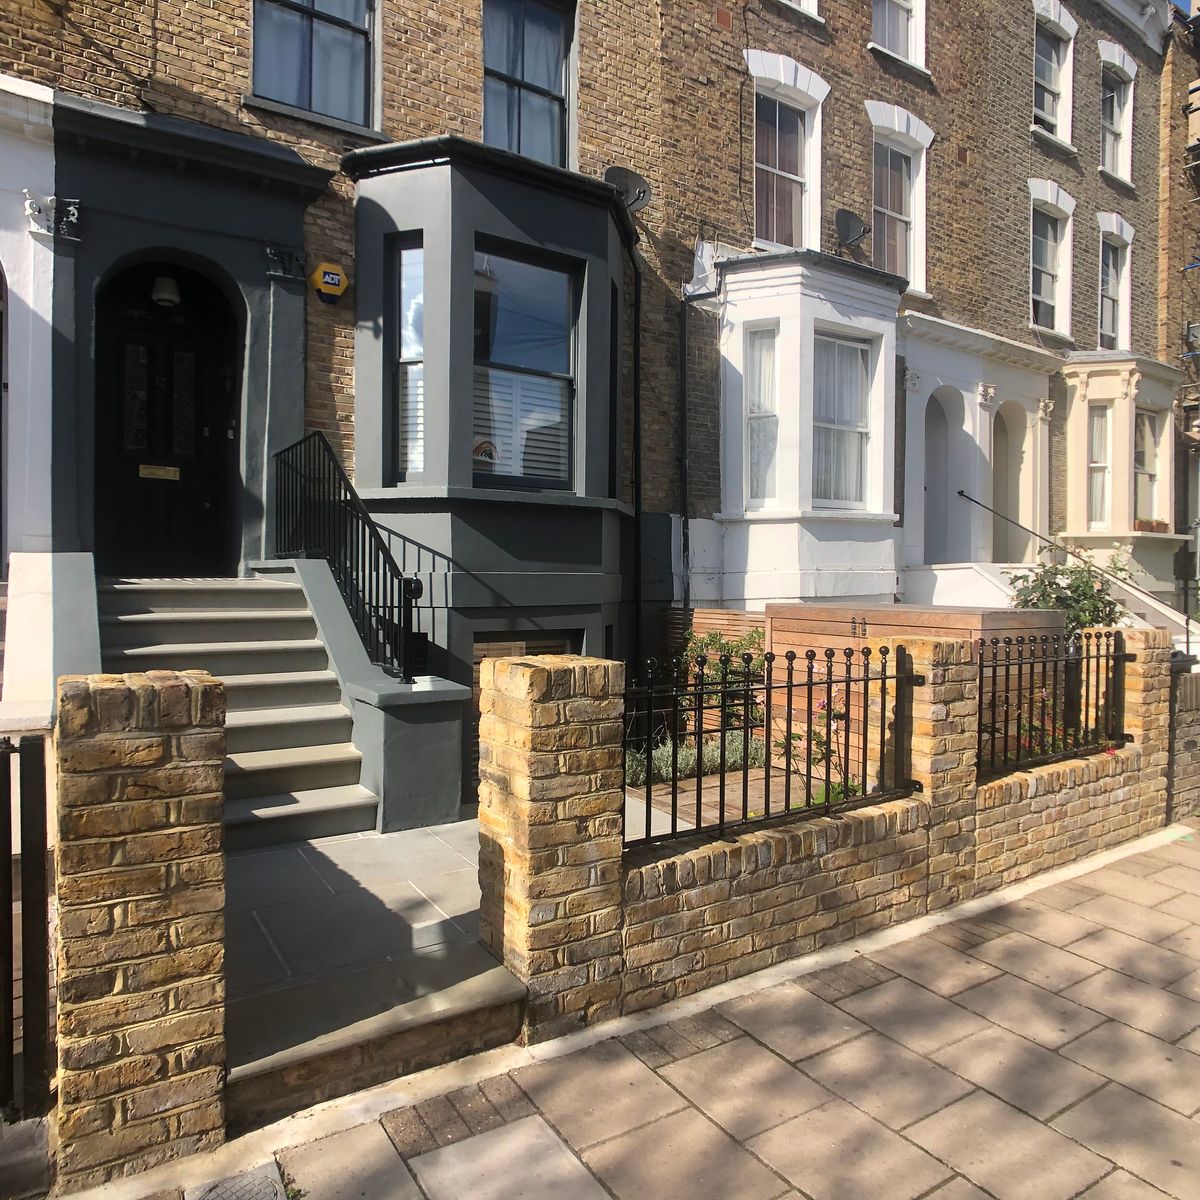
[992,401,1028,563]
[923,392,950,564]
[94,263,240,577]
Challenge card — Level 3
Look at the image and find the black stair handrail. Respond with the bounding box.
[274,431,423,682]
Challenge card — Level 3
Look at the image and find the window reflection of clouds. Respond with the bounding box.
[473,252,570,374]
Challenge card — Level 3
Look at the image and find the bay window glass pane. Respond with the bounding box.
[746,329,777,503]
[398,365,424,475]
[1088,405,1108,526]
[312,21,366,123]
[483,78,519,153]
[254,0,309,109]
[813,429,865,505]
[520,89,561,165]
[814,337,869,505]
[474,253,571,374]
[473,367,569,482]
[315,0,366,23]
[399,245,423,359]
[483,0,521,74]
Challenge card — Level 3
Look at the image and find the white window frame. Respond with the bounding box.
[1096,212,1134,352]
[811,332,872,510]
[865,101,934,295]
[1087,402,1110,529]
[744,50,829,254]
[869,0,927,71]
[754,93,807,251]
[1098,40,1136,185]
[744,323,780,510]
[1028,178,1076,338]
[1031,0,1078,149]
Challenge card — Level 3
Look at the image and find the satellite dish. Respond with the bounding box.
[604,166,652,214]
[835,208,871,249]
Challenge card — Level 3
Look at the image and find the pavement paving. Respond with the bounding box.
[134,827,1200,1200]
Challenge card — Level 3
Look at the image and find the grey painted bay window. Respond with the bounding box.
[813,335,869,506]
[253,0,370,125]
[473,250,574,487]
[483,0,571,167]
[396,243,424,475]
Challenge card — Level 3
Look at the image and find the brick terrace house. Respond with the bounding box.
[1,0,1200,824]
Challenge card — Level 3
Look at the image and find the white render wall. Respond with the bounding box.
[0,74,55,561]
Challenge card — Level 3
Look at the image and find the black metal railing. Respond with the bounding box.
[976,632,1130,780]
[3,736,51,1120]
[622,647,920,850]
[274,432,423,682]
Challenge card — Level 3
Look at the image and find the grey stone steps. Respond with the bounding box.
[102,638,330,676]
[225,941,526,1131]
[223,784,379,850]
[221,669,344,712]
[225,703,354,754]
[224,743,363,800]
[98,578,308,613]
[100,609,318,647]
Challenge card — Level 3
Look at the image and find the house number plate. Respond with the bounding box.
[138,464,181,481]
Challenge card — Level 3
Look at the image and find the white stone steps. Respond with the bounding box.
[102,638,330,676]
[101,609,318,647]
[99,578,308,613]
[220,669,344,712]
[224,743,363,801]
[223,784,379,849]
[225,703,354,754]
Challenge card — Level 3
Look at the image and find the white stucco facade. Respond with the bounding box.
[688,251,904,610]
[0,73,56,560]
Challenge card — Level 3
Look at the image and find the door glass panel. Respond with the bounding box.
[122,344,149,453]
[172,350,197,458]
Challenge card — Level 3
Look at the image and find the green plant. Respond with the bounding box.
[625,732,766,787]
[682,626,766,677]
[1006,550,1133,637]
[772,688,860,804]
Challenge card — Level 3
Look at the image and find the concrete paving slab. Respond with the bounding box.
[717,980,868,1060]
[302,829,476,893]
[836,978,990,1055]
[1061,929,1196,988]
[407,868,481,924]
[1032,880,1102,911]
[1159,925,1200,961]
[979,898,1103,947]
[277,1122,420,1200]
[1052,1082,1200,1197]
[906,1090,1110,1200]
[1071,896,1191,944]
[953,974,1108,1048]
[1145,839,1200,871]
[581,1107,788,1200]
[798,1030,974,1129]
[927,1181,993,1200]
[866,936,1002,996]
[1077,1172,1173,1199]
[1058,1021,1200,1115]
[747,1098,953,1200]
[931,1026,1105,1120]
[408,1116,608,1200]
[1146,864,1200,898]
[1080,867,1181,909]
[226,846,333,914]
[1168,968,1200,1003]
[425,819,481,863]
[659,1036,832,1140]
[225,913,288,1000]
[512,1039,686,1151]
[1155,892,1200,925]
[1062,970,1200,1041]
[967,930,1103,992]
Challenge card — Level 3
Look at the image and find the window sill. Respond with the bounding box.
[904,287,933,301]
[766,0,825,25]
[1061,527,1187,543]
[753,237,810,254]
[866,42,932,80]
[241,94,390,142]
[359,485,632,515]
[1028,322,1075,347]
[1030,125,1078,157]
[801,508,900,523]
[1098,166,1136,193]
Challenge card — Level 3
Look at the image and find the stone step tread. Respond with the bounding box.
[226,949,526,1081]
[99,578,304,591]
[223,783,378,827]
[221,670,340,690]
[105,638,326,658]
[225,703,352,730]
[100,609,315,624]
[225,743,362,775]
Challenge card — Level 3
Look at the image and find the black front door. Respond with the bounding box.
[94,265,239,577]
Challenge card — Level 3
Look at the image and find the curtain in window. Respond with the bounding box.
[873,0,910,56]
[1088,405,1108,526]
[813,338,868,505]
[746,329,778,503]
[473,366,570,483]
[1135,410,1157,520]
